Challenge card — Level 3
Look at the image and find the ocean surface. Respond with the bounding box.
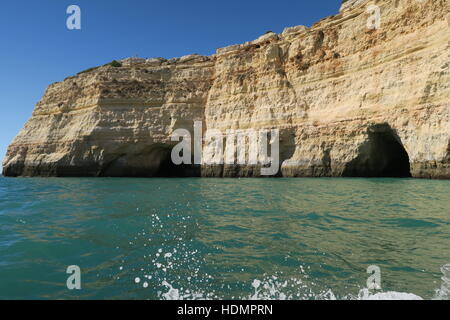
[0,177,449,300]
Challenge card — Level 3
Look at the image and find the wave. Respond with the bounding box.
[155,264,450,300]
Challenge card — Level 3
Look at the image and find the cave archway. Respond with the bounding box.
[342,124,411,178]
[99,144,199,177]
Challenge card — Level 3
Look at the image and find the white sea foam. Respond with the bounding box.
[357,288,422,300]
[154,272,450,300]
[433,264,450,300]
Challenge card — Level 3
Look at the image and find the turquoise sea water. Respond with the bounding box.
[0,177,449,300]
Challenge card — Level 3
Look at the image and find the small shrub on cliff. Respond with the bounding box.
[77,60,122,75]
[108,60,122,67]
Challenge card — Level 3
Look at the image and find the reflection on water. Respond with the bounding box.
[0,177,449,299]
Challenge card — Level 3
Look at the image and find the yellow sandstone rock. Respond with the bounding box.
[3,0,449,178]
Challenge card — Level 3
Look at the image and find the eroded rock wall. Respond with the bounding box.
[3,0,450,178]
[3,55,214,177]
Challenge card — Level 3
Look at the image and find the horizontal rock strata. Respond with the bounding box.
[3,0,450,178]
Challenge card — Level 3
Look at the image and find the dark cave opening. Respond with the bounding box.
[155,146,200,177]
[99,145,199,177]
[343,124,412,178]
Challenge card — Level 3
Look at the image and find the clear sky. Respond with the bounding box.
[0,0,341,167]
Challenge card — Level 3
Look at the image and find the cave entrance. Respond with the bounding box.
[150,145,182,177]
[342,124,411,178]
[155,145,200,177]
[99,144,199,177]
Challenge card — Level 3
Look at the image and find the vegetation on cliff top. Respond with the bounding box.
[77,60,123,75]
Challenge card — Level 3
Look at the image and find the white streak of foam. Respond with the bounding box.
[357,288,423,300]
[433,264,450,300]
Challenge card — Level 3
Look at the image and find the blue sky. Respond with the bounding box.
[0,0,341,166]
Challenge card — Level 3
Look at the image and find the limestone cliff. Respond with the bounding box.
[3,0,450,178]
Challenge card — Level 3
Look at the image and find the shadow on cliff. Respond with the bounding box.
[99,144,200,177]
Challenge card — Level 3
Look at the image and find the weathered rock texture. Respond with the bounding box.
[3,0,450,178]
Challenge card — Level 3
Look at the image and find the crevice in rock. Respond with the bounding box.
[342,123,412,178]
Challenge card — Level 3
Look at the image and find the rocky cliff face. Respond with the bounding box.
[3,0,450,178]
